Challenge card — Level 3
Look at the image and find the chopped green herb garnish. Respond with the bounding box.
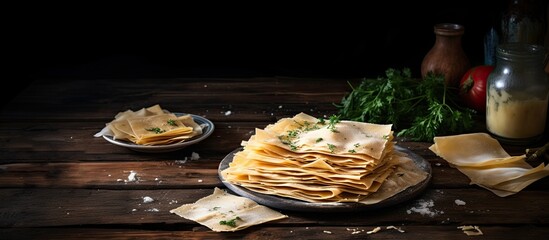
[318,118,326,125]
[327,143,336,153]
[288,130,299,138]
[145,127,166,134]
[382,134,390,140]
[316,138,324,143]
[294,120,320,132]
[210,207,221,211]
[219,216,242,228]
[327,115,341,132]
[354,143,360,148]
[348,149,356,153]
[303,121,321,131]
[167,119,178,126]
[278,135,299,151]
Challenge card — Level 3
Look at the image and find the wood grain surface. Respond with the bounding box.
[1,77,548,239]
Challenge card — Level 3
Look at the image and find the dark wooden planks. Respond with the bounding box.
[0,188,548,228]
[1,78,355,122]
[3,226,549,240]
[2,76,548,240]
[0,161,224,189]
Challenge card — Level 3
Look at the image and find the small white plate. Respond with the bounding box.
[102,113,214,153]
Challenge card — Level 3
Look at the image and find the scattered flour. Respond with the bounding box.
[126,171,138,182]
[224,110,232,116]
[454,199,466,206]
[406,199,443,217]
[145,208,159,212]
[142,196,154,203]
[175,152,200,164]
[175,159,187,164]
[190,152,200,160]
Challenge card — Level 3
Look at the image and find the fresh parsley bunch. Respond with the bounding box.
[336,68,474,142]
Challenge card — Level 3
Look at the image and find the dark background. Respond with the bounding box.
[7,0,546,104]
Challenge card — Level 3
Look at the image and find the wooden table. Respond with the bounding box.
[1,77,548,239]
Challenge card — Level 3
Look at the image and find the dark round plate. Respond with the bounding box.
[218,145,431,212]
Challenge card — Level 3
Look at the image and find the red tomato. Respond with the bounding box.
[458,65,494,113]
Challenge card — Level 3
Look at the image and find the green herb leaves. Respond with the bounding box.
[145,127,166,134]
[278,130,300,151]
[278,118,340,151]
[337,68,416,127]
[145,119,177,134]
[336,68,474,142]
[219,216,242,227]
[327,143,336,153]
[327,115,341,132]
[167,119,178,126]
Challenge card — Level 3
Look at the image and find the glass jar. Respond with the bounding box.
[486,43,549,145]
[500,0,546,46]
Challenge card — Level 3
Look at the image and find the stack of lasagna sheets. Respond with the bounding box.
[221,113,428,204]
[95,104,203,145]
